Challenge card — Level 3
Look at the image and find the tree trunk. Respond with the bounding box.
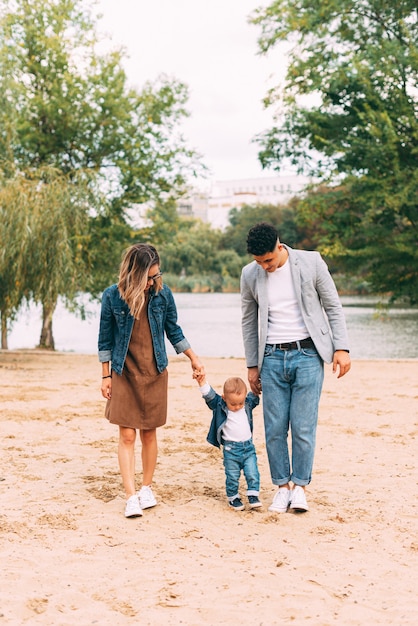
[1,311,8,350]
[38,302,56,350]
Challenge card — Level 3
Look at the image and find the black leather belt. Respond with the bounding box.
[266,338,315,351]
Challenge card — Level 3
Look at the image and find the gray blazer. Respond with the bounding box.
[240,245,350,370]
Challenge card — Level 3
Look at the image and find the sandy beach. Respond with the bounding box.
[1,350,417,625]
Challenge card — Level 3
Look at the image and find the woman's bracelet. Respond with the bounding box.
[102,375,112,379]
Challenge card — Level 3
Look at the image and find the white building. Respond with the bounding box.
[179,175,310,230]
[177,192,208,222]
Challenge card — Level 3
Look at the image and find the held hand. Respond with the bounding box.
[194,371,206,386]
[332,351,351,379]
[191,356,205,379]
[248,367,262,395]
[101,378,112,400]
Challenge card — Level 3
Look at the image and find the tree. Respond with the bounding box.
[0,0,201,346]
[25,170,93,348]
[222,203,303,256]
[0,168,92,348]
[251,0,418,302]
[0,176,32,348]
[85,213,136,297]
[160,220,223,277]
[145,196,182,247]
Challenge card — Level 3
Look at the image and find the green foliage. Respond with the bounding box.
[0,168,93,346]
[148,202,306,292]
[222,203,305,256]
[251,0,418,302]
[0,0,202,345]
[0,176,32,327]
[0,169,90,294]
[295,180,418,300]
[86,215,137,296]
[0,0,199,201]
[145,197,181,247]
[162,273,238,294]
[154,218,244,292]
[159,220,222,275]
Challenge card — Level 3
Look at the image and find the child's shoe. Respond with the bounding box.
[248,495,262,509]
[228,497,245,511]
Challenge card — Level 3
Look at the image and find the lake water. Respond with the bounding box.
[7,293,418,360]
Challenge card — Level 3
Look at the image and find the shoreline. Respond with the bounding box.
[3,347,418,360]
[7,292,418,360]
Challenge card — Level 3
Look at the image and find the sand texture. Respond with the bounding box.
[1,351,417,625]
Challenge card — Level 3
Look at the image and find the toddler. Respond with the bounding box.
[195,372,262,511]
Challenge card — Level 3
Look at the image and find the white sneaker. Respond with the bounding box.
[289,485,309,512]
[268,487,291,513]
[124,495,143,518]
[138,485,157,509]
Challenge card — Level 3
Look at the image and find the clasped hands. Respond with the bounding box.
[192,362,205,385]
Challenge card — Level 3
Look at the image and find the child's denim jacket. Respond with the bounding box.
[98,284,190,375]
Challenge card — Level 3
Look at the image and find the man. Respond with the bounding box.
[240,222,351,513]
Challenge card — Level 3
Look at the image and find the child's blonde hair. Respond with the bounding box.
[223,377,247,397]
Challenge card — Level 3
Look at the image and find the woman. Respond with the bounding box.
[98,243,203,518]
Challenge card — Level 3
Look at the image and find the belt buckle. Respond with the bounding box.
[279,343,290,351]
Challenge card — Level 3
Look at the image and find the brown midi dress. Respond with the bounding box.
[105,298,168,430]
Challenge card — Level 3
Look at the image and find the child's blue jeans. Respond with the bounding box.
[222,439,260,500]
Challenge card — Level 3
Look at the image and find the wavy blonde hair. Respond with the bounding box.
[118,243,163,319]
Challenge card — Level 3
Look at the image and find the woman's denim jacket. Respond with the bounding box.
[203,386,260,449]
[98,284,190,375]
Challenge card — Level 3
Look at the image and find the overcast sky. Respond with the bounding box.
[96,0,289,184]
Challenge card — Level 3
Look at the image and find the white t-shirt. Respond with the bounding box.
[200,382,251,442]
[221,406,252,442]
[266,259,309,343]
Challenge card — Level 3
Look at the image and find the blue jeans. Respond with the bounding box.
[260,344,324,487]
[222,439,260,500]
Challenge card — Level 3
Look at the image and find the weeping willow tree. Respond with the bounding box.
[27,171,92,349]
[0,177,31,348]
[0,169,92,349]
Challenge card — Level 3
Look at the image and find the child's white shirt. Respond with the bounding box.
[200,382,252,442]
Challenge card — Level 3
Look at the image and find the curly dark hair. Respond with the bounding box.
[246,222,279,255]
